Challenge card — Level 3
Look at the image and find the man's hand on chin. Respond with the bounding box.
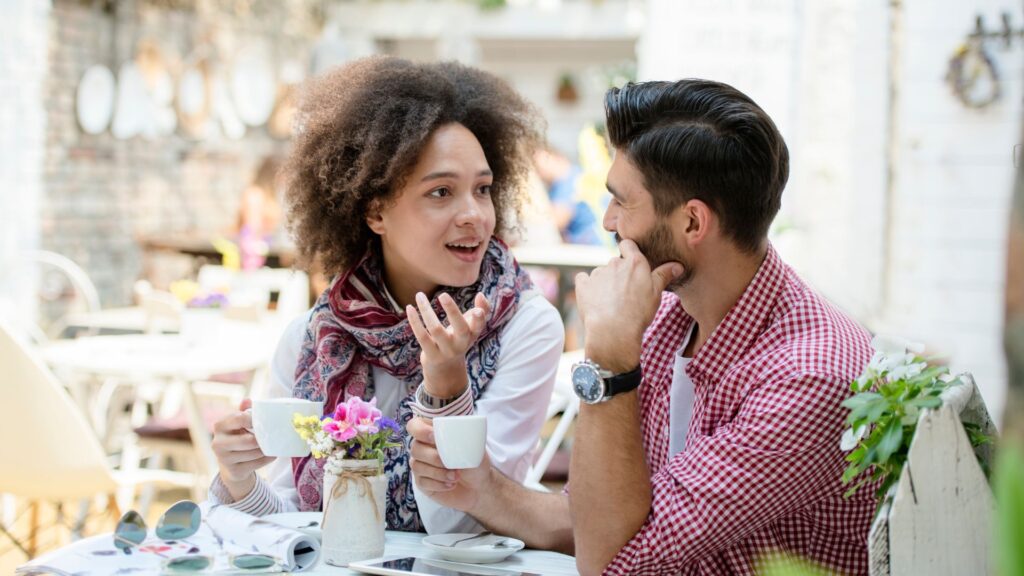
[575,239,683,372]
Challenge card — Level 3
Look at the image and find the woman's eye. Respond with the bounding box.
[477,185,493,196]
[429,187,451,198]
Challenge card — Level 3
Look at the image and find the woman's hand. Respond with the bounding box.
[406,292,491,398]
[211,398,276,501]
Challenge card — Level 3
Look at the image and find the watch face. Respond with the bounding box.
[572,364,605,403]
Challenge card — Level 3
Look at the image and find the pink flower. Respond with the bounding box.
[346,396,382,434]
[323,418,357,442]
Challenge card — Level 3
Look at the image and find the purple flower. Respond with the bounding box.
[379,417,400,434]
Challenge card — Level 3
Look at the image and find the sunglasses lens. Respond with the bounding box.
[156,500,201,540]
[233,554,277,570]
[113,510,146,550]
[165,554,211,572]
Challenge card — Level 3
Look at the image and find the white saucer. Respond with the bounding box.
[263,511,322,541]
[422,533,525,564]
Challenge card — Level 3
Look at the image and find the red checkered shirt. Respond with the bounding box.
[602,245,877,575]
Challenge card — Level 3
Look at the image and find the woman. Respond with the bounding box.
[208,56,564,535]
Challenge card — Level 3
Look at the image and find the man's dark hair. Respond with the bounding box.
[604,79,789,252]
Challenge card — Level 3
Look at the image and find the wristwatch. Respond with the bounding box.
[570,359,642,404]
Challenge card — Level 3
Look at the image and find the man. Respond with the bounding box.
[532,146,606,246]
[408,79,876,575]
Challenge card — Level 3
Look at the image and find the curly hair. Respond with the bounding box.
[283,56,544,276]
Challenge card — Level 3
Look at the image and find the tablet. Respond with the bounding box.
[348,556,543,576]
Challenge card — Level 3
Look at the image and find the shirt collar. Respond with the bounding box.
[687,243,786,383]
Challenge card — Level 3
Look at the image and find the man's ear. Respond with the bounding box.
[677,199,713,244]
[366,200,386,235]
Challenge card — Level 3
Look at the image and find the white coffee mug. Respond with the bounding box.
[433,414,487,469]
[252,398,324,458]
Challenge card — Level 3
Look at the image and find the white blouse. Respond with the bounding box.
[208,290,564,534]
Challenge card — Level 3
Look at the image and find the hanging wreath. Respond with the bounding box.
[945,40,1001,109]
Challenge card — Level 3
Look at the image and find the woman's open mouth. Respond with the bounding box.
[446,240,484,262]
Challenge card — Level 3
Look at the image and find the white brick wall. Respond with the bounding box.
[641,0,1021,418]
[886,0,1022,421]
[0,0,49,324]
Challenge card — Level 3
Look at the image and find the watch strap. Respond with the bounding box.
[603,365,642,398]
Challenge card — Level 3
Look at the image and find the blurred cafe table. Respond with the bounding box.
[39,315,283,479]
[511,243,618,317]
[139,234,297,271]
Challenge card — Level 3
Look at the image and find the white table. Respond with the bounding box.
[309,531,578,575]
[40,319,283,482]
[511,244,617,271]
[64,306,178,335]
[17,529,578,576]
[511,244,618,320]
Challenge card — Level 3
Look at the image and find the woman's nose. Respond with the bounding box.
[456,196,484,226]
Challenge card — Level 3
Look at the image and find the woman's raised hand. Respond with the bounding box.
[406,291,490,398]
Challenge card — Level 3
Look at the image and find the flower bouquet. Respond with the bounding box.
[292,397,400,566]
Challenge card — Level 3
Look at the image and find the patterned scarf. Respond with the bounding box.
[291,238,532,531]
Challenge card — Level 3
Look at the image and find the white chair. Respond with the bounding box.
[0,317,193,558]
[524,349,582,491]
[21,250,102,341]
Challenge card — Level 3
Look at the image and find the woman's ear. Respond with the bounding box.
[366,200,386,235]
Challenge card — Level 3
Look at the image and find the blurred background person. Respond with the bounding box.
[233,156,284,271]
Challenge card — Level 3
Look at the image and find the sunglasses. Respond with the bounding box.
[114,501,281,572]
[114,500,201,553]
[162,552,283,573]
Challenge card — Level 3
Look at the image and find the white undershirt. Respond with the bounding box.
[253,290,563,533]
[668,325,697,458]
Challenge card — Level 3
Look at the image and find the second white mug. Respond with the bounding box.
[433,414,487,469]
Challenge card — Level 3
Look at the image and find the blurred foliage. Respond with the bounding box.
[995,443,1024,576]
[756,554,830,576]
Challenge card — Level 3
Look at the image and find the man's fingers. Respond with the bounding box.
[617,238,641,259]
[410,455,457,484]
[652,261,685,293]
[411,468,456,492]
[410,439,446,468]
[407,417,435,445]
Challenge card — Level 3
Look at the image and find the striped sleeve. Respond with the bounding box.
[208,473,286,517]
[410,383,475,419]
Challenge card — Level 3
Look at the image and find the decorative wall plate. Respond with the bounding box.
[76,65,116,135]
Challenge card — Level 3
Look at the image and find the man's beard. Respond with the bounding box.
[617,222,692,291]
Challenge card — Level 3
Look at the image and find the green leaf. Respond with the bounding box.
[845,445,867,463]
[995,444,1024,576]
[876,421,904,462]
[867,400,889,422]
[908,396,942,409]
[842,393,882,409]
[841,462,863,484]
